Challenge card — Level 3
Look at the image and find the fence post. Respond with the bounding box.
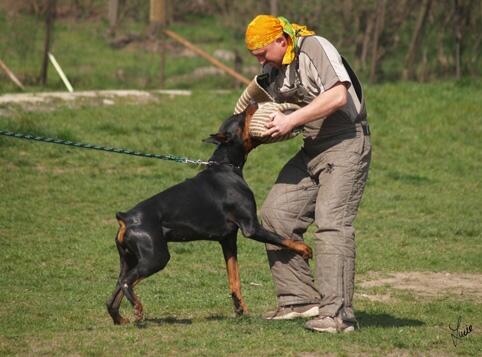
[150,0,171,88]
[108,0,119,35]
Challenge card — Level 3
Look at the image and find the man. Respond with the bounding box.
[236,15,371,333]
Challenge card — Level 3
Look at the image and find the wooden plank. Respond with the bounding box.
[0,59,25,90]
[163,29,251,85]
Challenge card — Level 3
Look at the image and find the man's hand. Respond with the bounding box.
[261,111,294,138]
[261,82,349,139]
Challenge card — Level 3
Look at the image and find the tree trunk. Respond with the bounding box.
[358,8,374,71]
[270,0,278,16]
[41,0,55,86]
[454,0,461,80]
[370,0,385,84]
[159,29,166,89]
[403,0,433,80]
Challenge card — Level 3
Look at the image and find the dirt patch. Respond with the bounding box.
[0,90,191,117]
[357,271,482,302]
[0,89,191,105]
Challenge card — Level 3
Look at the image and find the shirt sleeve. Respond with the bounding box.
[298,36,352,95]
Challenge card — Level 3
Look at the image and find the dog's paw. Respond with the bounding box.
[231,291,248,317]
[113,317,130,325]
[303,245,313,260]
[283,240,313,260]
[296,242,313,260]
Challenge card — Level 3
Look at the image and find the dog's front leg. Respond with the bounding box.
[243,224,313,260]
[220,235,248,316]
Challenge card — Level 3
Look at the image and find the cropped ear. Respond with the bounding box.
[202,133,231,144]
[202,135,218,144]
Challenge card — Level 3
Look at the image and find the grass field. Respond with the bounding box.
[0,80,481,356]
[0,13,254,94]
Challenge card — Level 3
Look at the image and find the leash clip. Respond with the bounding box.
[184,158,214,166]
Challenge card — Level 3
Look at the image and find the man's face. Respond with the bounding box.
[249,36,287,69]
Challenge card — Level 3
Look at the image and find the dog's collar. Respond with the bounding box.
[207,161,242,170]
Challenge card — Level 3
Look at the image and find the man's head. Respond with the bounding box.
[248,34,288,69]
[245,15,315,68]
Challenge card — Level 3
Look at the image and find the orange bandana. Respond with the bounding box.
[245,15,315,65]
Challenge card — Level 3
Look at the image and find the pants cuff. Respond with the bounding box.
[279,299,320,307]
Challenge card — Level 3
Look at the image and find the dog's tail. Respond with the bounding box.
[115,212,128,246]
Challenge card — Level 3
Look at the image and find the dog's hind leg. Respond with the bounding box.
[220,234,248,316]
[107,222,135,324]
[106,283,128,325]
[117,226,170,323]
[119,273,146,322]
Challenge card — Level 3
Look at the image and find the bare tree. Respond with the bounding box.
[403,0,434,81]
[41,0,56,86]
[454,0,461,79]
[356,6,374,71]
[370,0,385,84]
[270,0,278,16]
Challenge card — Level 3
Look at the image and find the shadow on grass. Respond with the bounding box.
[141,316,193,327]
[205,315,234,322]
[358,311,425,328]
[140,314,236,328]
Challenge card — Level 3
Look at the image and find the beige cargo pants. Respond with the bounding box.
[261,124,371,322]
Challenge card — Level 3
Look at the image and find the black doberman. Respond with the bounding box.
[106,103,313,325]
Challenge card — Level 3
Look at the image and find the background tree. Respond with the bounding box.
[403,0,433,81]
[1,0,481,88]
[40,0,56,86]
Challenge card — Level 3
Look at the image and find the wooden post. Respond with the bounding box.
[0,59,25,90]
[149,0,165,37]
[48,52,74,92]
[163,29,250,85]
[108,0,119,34]
[150,0,168,88]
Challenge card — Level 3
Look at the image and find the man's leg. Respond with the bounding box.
[261,150,321,319]
[306,129,371,332]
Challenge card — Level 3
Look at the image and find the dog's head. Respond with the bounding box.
[203,103,262,166]
[203,103,261,148]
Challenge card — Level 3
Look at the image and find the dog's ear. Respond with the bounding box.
[202,133,231,144]
[202,135,218,144]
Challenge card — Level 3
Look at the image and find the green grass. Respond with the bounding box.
[0,82,481,356]
[0,13,252,93]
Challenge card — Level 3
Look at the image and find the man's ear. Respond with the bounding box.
[275,35,287,48]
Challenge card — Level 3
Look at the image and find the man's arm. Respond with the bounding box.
[261,81,348,138]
